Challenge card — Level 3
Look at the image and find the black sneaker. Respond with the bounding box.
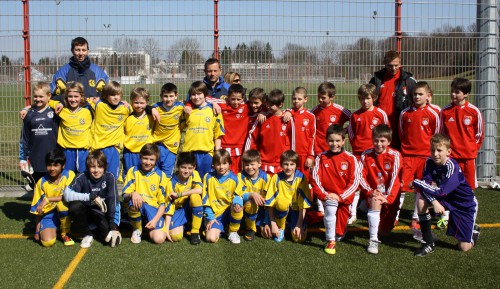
[472,224,480,245]
[190,233,201,245]
[414,244,435,257]
[244,230,255,241]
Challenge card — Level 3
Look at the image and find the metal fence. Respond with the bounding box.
[0,0,498,188]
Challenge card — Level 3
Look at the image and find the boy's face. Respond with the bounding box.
[140,154,157,172]
[281,160,297,179]
[327,133,345,153]
[33,89,50,109]
[107,94,122,106]
[243,161,261,178]
[132,96,147,115]
[191,92,207,107]
[292,93,307,110]
[265,101,282,114]
[66,90,82,110]
[413,87,429,108]
[88,160,105,180]
[214,161,230,176]
[373,136,390,154]
[431,143,451,166]
[317,93,332,107]
[161,92,178,107]
[358,95,374,110]
[71,44,89,62]
[227,93,244,109]
[178,163,195,181]
[46,162,63,180]
[450,89,468,106]
[249,98,263,113]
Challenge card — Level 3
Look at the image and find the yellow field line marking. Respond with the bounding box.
[0,234,29,239]
[53,248,88,289]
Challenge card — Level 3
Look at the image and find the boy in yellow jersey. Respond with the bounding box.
[48,82,93,173]
[122,144,168,244]
[265,150,312,243]
[164,152,204,245]
[152,83,185,178]
[202,149,245,244]
[123,87,154,177]
[239,149,271,241]
[30,148,75,247]
[183,81,225,178]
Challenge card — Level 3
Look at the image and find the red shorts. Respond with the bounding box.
[223,148,243,175]
[401,156,426,192]
[456,158,477,189]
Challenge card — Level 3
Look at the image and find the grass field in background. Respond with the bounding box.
[0,188,498,288]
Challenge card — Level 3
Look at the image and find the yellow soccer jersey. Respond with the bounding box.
[49,100,93,149]
[265,170,312,210]
[123,166,167,208]
[165,170,203,213]
[238,169,269,198]
[202,171,243,217]
[124,113,154,153]
[183,104,225,154]
[152,101,185,154]
[90,100,132,150]
[30,170,75,215]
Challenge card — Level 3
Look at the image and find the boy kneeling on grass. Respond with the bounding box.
[412,134,480,256]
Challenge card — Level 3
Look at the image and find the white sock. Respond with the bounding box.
[395,192,406,221]
[412,192,420,220]
[350,191,360,217]
[441,210,450,220]
[367,209,380,241]
[323,200,338,241]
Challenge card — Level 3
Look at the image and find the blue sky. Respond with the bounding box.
[0,0,477,62]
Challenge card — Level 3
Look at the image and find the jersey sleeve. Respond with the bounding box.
[104,173,119,229]
[19,115,31,161]
[296,176,312,210]
[310,155,329,201]
[413,161,461,201]
[340,156,361,203]
[264,175,279,207]
[244,120,259,151]
[30,179,45,215]
[385,151,402,205]
[122,168,137,199]
[214,112,225,140]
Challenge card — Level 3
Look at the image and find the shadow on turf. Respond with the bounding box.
[0,200,38,237]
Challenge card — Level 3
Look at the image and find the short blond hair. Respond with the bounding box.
[33,82,51,96]
[430,134,451,149]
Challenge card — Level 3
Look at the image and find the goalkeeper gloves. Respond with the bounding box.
[91,195,107,213]
[105,230,122,248]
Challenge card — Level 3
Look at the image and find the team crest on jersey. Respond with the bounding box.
[150,184,157,191]
[102,181,107,189]
[79,118,86,125]
[341,162,348,170]
[173,142,178,147]
[324,163,329,168]
[118,115,123,121]
[238,108,244,114]
[463,116,472,126]
[384,161,391,170]
[89,79,96,88]
[372,118,380,125]
[330,115,337,123]
[303,119,309,126]
[174,115,180,120]
[205,117,211,123]
[422,118,429,126]
[47,111,54,118]
[282,125,287,131]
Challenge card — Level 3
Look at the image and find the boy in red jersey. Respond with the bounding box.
[311,125,360,254]
[220,84,251,174]
[398,81,440,232]
[311,82,351,156]
[440,78,484,189]
[245,89,295,175]
[359,124,402,255]
[347,84,389,224]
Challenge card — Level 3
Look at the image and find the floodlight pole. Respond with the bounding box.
[22,0,31,106]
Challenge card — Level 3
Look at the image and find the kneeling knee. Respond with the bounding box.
[41,237,57,247]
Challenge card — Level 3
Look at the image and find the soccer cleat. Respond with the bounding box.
[472,224,480,245]
[62,234,75,246]
[436,217,448,230]
[131,229,142,244]
[244,230,255,241]
[414,244,435,257]
[80,235,93,248]
[367,240,379,254]
[274,229,285,243]
[228,232,241,244]
[190,233,201,245]
[347,215,357,225]
[324,241,336,255]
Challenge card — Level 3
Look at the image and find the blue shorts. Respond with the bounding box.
[39,210,65,232]
[63,148,88,173]
[265,208,307,230]
[441,198,478,243]
[101,146,120,180]
[209,208,231,234]
[123,149,141,177]
[129,202,165,231]
[157,144,176,178]
[254,207,270,227]
[170,202,192,230]
[192,151,213,179]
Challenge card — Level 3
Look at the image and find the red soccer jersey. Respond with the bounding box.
[291,108,316,159]
[359,147,402,205]
[311,103,351,155]
[399,105,440,157]
[245,114,295,167]
[310,150,360,203]
[377,70,400,128]
[440,101,484,160]
[220,103,250,150]
[348,107,389,155]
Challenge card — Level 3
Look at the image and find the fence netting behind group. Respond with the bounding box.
[0,0,498,187]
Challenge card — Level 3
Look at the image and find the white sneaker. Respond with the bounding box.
[131,229,142,244]
[81,235,94,248]
[228,232,241,244]
[347,215,357,225]
[367,240,379,254]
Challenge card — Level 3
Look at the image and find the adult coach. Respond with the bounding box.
[50,37,109,101]
[369,50,416,148]
[202,58,230,102]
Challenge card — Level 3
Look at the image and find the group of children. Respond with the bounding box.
[21,75,483,257]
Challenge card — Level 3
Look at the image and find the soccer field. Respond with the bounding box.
[0,189,498,289]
